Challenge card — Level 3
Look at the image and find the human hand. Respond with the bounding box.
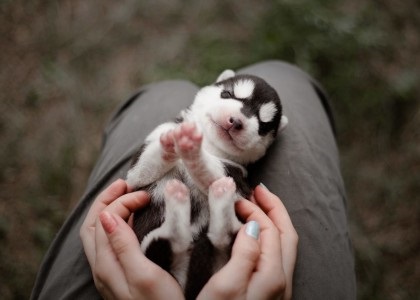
[79,179,185,300]
[198,184,298,300]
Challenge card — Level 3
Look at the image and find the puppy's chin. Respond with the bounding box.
[211,125,243,152]
[204,130,272,165]
[201,127,240,158]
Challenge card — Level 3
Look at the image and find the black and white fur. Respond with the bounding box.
[126,69,288,299]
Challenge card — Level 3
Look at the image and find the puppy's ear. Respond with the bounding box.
[216,69,235,83]
[278,115,288,133]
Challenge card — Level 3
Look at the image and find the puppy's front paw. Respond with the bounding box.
[173,122,203,160]
[160,130,177,161]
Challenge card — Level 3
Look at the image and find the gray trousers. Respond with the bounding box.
[31,61,356,300]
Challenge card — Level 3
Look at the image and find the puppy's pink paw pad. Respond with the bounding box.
[160,131,179,161]
[209,177,236,198]
[174,122,203,155]
[160,131,175,150]
[165,179,189,203]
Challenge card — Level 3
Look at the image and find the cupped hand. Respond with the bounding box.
[80,180,297,300]
[198,184,298,300]
[79,179,185,300]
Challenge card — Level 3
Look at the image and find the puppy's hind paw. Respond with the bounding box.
[209,177,236,200]
[207,177,241,248]
[164,179,190,205]
[141,180,192,255]
[162,179,192,253]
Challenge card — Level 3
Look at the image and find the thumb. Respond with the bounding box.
[229,220,261,275]
[209,221,261,289]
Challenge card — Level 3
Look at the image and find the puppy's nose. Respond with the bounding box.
[229,117,243,130]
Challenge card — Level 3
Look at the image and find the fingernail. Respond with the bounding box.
[259,182,269,191]
[126,184,135,193]
[245,221,260,239]
[99,211,117,234]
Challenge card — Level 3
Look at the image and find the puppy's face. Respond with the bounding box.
[191,70,287,164]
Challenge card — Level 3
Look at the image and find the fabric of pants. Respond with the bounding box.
[30,60,356,300]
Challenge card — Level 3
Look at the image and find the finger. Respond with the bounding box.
[200,221,261,298]
[235,199,275,231]
[98,211,163,287]
[254,184,296,236]
[94,190,149,285]
[235,199,284,287]
[80,179,127,267]
[94,214,130,297]
[81,179,127,232]
[103,190,149,221]
[127,214,134,227]
[249,190,257,204]
[254,184,298,259]
[97,179,128,204]
[235,200,283,263]
[254,185,298,299]
[253,185,298,273]
[230,221,261,273]
[126,183,135,193]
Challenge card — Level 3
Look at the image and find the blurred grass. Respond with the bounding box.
[0,0,419,299]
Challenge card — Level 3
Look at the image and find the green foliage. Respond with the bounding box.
[250,0,418,146]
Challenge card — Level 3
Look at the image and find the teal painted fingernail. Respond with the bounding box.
[245,221,260,239]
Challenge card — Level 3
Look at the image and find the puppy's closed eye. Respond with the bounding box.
[221,91,232,99]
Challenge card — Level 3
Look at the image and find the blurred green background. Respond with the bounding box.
[1,1,419,299]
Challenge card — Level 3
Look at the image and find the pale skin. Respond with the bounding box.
[80,178,298,300]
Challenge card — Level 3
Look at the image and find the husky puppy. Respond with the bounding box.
[126,69,288,299]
